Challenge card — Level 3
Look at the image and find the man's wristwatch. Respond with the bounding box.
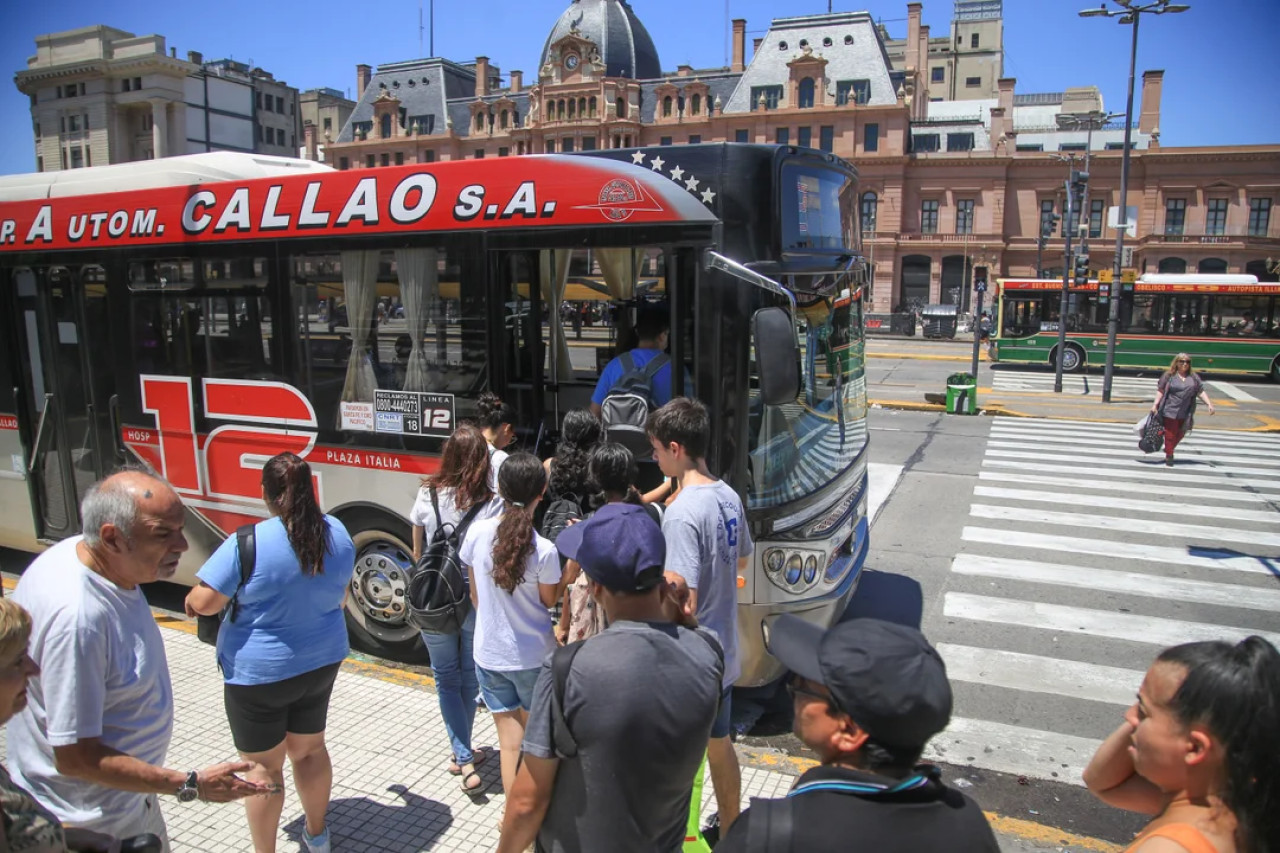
[176,770,200,803]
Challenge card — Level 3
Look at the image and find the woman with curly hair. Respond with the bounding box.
[408,425,502,794]
[543,408,602,504]
[476,392,518,489]
[461,453,568,806]
[1084,636,1280,853]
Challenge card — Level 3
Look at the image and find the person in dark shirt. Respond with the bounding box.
[716,617,1000,853]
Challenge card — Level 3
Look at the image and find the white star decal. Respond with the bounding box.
[684,176,700,192]
[700,188,716,204]
[631,150,646,165]
[669,165,685,181]
[650,156,665,171]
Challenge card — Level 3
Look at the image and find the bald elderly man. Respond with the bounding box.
[8,471,268,850]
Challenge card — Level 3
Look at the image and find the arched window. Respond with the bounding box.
[499,110,508,129]
[380,113,392,138]
[662,96,673,117]
[546,99,554,118]
[474,112,485,132]
[568,99,576,119]
[860,192,878,233]
[616,97,626,119]
[1245,259,1278,282]
[1198,258,1228,274]
[1157,257,1187,274]
[798,78,816,109]
[557,100,565,120]
[512,110,519,127]
[589,96,597,118]
[579,97,587,117]
[691,93,702,115]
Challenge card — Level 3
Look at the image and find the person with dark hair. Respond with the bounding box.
[647,396,752,835]
[1084,636,1280,853]
[461,453,568,815]
[589,309,674,419]
[408,425,502,794]
[9,471,267,852]
[543,409,602,501]
[1150,353,1215,467]
[185,453,356,853]
[476,392,518,490]
[716,617,1000,852]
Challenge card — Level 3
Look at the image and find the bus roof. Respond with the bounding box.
[1138,273,1259,285]
[0,152,335,202]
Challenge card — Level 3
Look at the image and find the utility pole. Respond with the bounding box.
[1053,161,1081,394]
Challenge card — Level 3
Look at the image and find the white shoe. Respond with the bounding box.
[304,826,331,853]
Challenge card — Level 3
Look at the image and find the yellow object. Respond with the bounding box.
[1121,268,1137,283]
[1097,269,1114,283]
[683,757,712,853]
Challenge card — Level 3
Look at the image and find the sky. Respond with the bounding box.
[2,0,1277,175]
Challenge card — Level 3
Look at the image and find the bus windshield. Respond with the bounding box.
[747,283,867,512]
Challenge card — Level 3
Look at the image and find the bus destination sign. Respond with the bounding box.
[342,391,456,438]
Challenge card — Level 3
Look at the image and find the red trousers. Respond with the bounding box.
[1163,417,1187,456]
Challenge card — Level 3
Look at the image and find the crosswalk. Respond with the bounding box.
[923,418,1280,785]
[989,369,1262,402]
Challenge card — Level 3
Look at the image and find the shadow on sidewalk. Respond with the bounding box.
[283,784,454,852]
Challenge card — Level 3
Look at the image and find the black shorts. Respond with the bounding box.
[223,662,342,754]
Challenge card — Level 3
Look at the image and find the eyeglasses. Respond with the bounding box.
[1176,359,1191,364]
[786,675,841,712]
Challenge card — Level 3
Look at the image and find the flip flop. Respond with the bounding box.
[448,746,493,775]
[460,769,486,794]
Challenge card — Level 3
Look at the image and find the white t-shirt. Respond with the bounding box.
[408,485,503,542]
[461,515,561,671]
[8,537,174,834]
[488,445,510,493]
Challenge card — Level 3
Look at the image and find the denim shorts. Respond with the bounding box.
[476,665,541,713]
[710,686,733,739]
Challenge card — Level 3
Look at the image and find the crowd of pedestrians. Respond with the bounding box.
[2,396,1278,853]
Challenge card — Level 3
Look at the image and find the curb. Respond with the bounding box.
[869,398,1280,432]
[867,351,982,362]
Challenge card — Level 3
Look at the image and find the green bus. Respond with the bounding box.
[990,274,1280,380]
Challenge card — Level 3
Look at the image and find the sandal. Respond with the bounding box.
[460,768,486,794]
[448,746,492,775]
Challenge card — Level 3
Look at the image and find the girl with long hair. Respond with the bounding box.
[543,408,602,502]
[1150,353,1215,467]
[476,392,518,490]
[1084,636,1280,853]
[407,425,502,794]
[186,453,356,853]
[461,453,567,807]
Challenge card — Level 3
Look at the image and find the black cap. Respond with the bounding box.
[767,615,952,749]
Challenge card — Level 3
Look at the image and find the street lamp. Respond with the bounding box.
[1080,0,1189,402]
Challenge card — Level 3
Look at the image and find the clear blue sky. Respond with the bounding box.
[2,0,1276,175]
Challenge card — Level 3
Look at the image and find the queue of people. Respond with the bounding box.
[3,395,1278,853]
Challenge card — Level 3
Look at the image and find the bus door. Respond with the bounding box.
[10,265,115,541]
[491,250,549,452]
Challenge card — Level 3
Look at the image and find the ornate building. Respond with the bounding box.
[322,0,1279,312]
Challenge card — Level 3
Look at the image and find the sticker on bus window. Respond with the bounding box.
[340,402,375,432]
[373,390,456,438]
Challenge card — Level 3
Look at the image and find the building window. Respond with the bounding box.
[836,79,871,106]
[688,135,700,144]
[475,112,485,132]
[582,137,597,150]
[1248,198,1271,237]
[1206,199,1228,236]
[971,33,980,49]
[750,85,783,110]
[1089,199,1105,239]
[69,147,84,169]
[965,76,981,88]
[1104,142,1135,150]
[864,123,879,152]
[797,127,812,148]
[1058,142,1086,152]
[798,78,815,109]
[947,133,975,152]
[912,134,940,153]
[1041,199,1058,236]
[956,199,974,234]
[1164,198,1185,235]
[380,153,390,167]
[366,154,375,167]
[860,191,878,234]
[290,101,295,116]
[660,136,672,146]
[67,115,80,132]
[339,156,349,170]
[381,114,393,138]
[662,96,673,117]
[498,146,510,157]
[255,92,263,110]
[277,128,286,145]
[921,200,939,234]
[735,128,749,143]
[775,127,790,145]
[395,152,404,165]
[690,93,701,115]
[545,140,557,154]
[499,110,508,130]
[424,150,437,162]
[562,138,574,153]
[122,79,131,92]
[1016,144,1044,152]
[323,117,332,132]
[275,96,284,113]
[133,77,142,91]
[256,125,264,143]
[36,156,43,172]
[819,126,834,152]
[474,149,485,159]
[615,97,626,119]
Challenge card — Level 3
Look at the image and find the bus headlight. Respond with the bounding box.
[803,555,818,584]
[766,549,785,574]
[763,547,825,594]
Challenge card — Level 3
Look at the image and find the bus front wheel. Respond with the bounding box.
[340,511,429,663]
[1053,344,1085,373]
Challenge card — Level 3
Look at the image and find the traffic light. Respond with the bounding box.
[973,265,989,293]
[1041,213,1061,239]
[1073,251,1090,286]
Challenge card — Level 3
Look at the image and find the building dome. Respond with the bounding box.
[540,0,662,80]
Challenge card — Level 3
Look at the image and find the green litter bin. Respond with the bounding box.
[946,372,977,415]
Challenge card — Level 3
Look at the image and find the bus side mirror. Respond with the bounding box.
[753,306,801,406]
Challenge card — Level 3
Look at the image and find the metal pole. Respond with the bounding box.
[1102,12,1140,403]
[429,0,435,56]
[970,288,983,380]
[1036,235,1044,279]
[1054,172,1074,393]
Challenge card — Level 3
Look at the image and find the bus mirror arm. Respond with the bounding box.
[704,251,796,315]
[108,394,127,461]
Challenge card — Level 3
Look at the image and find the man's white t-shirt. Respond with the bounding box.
[8,536,174,833]
[461,516,561,671]
[408,486,503,542]
[488,445,510,493]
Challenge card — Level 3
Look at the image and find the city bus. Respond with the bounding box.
[990,273,1280,380]
[0,143,868,686]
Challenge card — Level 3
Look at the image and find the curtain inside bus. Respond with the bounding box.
[394,248,440,392]
[539,249,574,382]
[341,250,379,402]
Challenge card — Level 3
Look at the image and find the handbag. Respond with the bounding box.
[1139,406,1165,454]
[196,524,256,646]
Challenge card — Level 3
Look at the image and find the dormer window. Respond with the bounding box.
[779,41,788,50]
[844,35,854,45]
[823,37,833,47]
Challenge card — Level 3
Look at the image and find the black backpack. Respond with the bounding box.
[406,489,486,635]
[196,524,256,646]
[600,350,669,459]
[541,492,587,543]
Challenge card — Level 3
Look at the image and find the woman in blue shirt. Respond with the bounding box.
[186,452,355,853]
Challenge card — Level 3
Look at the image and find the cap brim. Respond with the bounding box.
[556,521,587,564]
[766,614,826,684]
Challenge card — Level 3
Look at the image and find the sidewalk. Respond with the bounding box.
[0,606,1119,852]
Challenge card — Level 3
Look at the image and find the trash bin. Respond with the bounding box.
[921,304,959,339]
[946,372,977,415]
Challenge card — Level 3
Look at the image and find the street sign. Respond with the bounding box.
[1121,268,1137,283]
[975,280,987,293]
[1098,269,1114,283]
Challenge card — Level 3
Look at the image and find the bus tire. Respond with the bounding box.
[339,509,428,663]
[1053,344,1085,373]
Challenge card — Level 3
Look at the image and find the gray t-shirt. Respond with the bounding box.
[662,481,754,686]
[522,621,724,853]
[1158,372,1202,421]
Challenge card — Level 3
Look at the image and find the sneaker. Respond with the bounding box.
[303,826,330,853]
[1165,456,1174,467]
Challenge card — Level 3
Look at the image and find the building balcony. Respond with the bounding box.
[895,232,1004,245]
[1143,233,1277,246]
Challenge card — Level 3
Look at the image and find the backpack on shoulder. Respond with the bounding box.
[196,524,256,646]
[541,492,586,544]
[600,351,669,459]
[406,489,486,635]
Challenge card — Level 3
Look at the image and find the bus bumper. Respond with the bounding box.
[734,525,868,687]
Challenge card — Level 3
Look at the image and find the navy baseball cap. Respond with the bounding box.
[766,615,952,749]
[556,503,665,593]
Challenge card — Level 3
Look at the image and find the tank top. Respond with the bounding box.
[1123,823,1219,853]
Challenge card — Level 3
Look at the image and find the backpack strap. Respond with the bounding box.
[551,640,585,758]
[452,498,488,543]
[746,796,793,853]
[641,352,670,379]
[429,487,443,532]
[228,524,256,623]
[618,350,636,375]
